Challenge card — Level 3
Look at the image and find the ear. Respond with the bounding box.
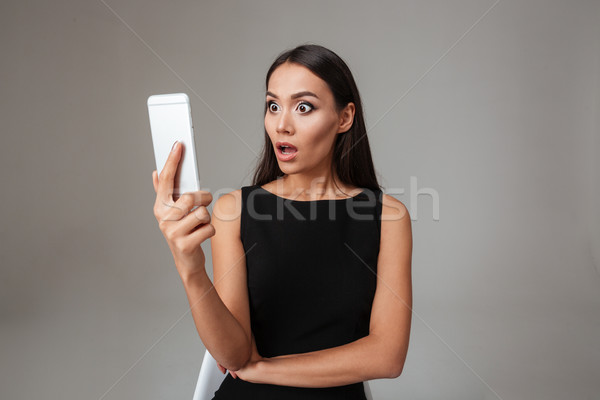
[337,102,355,134]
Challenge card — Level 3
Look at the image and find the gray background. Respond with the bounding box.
[1,0,599,399]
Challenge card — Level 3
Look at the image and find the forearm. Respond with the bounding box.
[180,271,251,371]
[254,333,395,388]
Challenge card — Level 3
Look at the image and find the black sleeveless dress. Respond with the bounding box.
[211,184,383,400]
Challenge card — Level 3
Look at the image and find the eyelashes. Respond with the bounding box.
[267,101,279,113]
[266,100,315,114]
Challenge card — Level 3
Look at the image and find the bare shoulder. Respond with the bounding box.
[212,189,242,226]
[381,193,410,221]
[379,193,412,247]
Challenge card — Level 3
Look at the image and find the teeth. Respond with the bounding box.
[282,148,291,154]
[280,145,294,155]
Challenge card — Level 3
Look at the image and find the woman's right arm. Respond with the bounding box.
[183,189,253,372]
[151,142,252,371]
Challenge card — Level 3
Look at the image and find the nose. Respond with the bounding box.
[276,108,294,135]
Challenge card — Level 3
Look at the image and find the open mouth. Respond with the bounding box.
[275,142,298,161]
[276,143,298,155]
[279,146,297,155]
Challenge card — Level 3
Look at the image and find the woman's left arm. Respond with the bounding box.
[233,195,413,388]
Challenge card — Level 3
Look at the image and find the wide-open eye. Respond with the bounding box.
[297,101,313,113]
[267,101,280,113]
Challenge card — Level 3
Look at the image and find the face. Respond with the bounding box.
[264,62,353,177]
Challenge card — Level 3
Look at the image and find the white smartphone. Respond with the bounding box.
[147,93,200,200]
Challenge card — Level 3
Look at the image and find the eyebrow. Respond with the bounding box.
[266,91,319,100]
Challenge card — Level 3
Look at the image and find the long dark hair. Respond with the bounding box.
[251,44,380,192]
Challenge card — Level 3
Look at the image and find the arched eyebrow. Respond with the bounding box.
[266,91,319,100]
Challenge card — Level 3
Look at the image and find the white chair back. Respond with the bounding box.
[193,351,226,400]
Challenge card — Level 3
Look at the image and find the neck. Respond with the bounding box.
[275,164,348,200]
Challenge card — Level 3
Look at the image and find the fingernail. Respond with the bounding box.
[171,141,179,152]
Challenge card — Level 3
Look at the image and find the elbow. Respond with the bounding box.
[222,355,248,372]
[229,341,253,372]
[387,360,405,379]
[384,342,408,379]
[215,342,251,372]
[383,352,406,379]
[375,356,404,379]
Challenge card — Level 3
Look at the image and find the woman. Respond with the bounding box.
[152,44,412,399]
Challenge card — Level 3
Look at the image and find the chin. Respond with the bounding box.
[278,165,293,174]
[277,165,300,176]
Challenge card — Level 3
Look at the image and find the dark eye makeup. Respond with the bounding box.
[266,100,315,113]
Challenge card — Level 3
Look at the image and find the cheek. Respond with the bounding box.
[264,115,275,137]
[302,115,338,141]
[300,121,338,156]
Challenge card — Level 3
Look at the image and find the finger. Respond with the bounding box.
[168,205,211,236]
[160,191,213,223]
[174,220,215,251]
[157,141,182,204]
[152,170,158,193]
[217,363,226,374]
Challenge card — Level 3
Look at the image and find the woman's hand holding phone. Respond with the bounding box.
[152,141,215,280]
